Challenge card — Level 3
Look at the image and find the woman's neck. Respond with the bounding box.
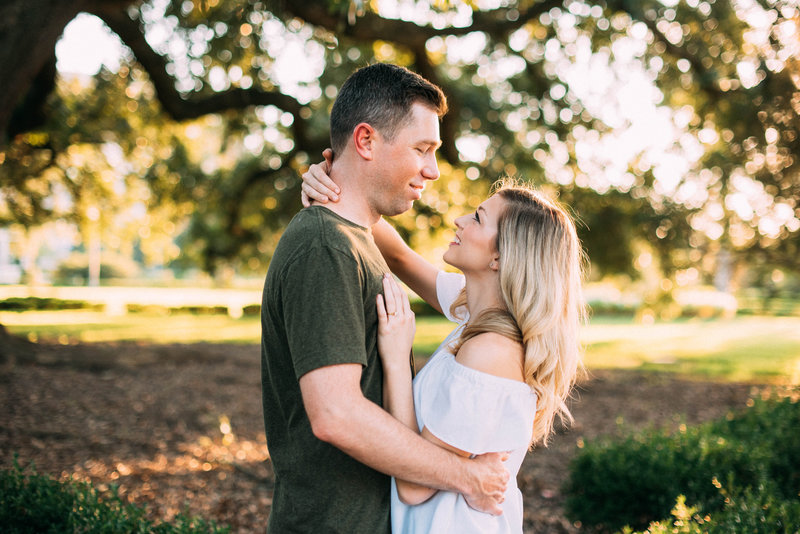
[463,273,505,319]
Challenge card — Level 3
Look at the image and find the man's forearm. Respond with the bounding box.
[301,363,506,514]
[324,395,469,493]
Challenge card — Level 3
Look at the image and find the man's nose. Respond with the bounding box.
[422,154,440,181]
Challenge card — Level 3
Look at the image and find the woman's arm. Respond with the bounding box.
[377,275,490,505]
[376,274,437,504]
[301,152,442,313]
[372,219,441,314]
[376,273,417,430]
[394,426,472,505]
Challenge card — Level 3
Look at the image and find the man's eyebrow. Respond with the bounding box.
[419,139,442,149]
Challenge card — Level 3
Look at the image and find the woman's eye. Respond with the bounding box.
[473,212,480,222]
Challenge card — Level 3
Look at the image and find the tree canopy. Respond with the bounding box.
[1,0,798,290]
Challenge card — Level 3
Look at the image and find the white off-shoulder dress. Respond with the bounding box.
[390,271,538,534]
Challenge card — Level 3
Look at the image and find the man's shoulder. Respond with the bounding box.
[283,206,354,237]
[282,207,368,252]
[270,207,368,271]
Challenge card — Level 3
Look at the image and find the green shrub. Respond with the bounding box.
[708,485,800,534]
[0,297,98,311]
[628,486,800,534]
[564,396,800,532]
[587,300,636,317]
[410,298,440,317]
[242,304,261,316]
[0,459,228,533]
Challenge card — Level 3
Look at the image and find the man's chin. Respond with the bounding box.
[382,202,414,217]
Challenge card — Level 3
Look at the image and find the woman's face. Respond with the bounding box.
[443,194,506,274]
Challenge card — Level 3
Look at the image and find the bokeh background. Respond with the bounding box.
[1,1,799,533]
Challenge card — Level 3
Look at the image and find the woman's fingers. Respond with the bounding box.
[397,277,411,315]
[390,275,405,316]
[300,164,340,204]
[322,148,334,172]
[376,293,387,321]
[301,182,327,204]
[382,274,398,317]
[380,273,415,326]
[309,163,340,199]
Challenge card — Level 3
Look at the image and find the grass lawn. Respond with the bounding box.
[582,315,800,383]
[2,311,798,383]
[0,310,262,345]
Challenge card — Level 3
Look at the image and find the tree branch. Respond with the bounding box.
[283,0,562,46]
[278,0,560,165]
[92,5,325,151]
[639,17,724,99]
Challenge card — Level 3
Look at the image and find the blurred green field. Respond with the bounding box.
[2,311,799,383]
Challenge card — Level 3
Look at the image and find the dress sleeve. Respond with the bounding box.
[418,356,537,454]
[436,271,467,323]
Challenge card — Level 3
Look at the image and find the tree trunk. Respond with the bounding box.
[0,0,136,143]
[0,0,86,142]
[713,247,732,293]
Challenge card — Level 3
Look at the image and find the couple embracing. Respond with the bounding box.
[260,63,585,533]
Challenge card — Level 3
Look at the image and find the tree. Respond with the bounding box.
[1,0,798,287]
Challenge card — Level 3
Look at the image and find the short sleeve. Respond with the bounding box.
[418,356,537,454]
[436,271,467,323]
[282,245,369,379]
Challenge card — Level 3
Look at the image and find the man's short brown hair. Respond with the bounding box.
[329,63,448,157]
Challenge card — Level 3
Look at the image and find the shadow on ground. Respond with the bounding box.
[0,334,769,533]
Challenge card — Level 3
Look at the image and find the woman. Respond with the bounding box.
[302,162,586,533]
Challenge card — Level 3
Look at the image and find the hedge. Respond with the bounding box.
[563,396,800,532]
[0,459,228,533]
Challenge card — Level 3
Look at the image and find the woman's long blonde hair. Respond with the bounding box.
[450,181,587,446]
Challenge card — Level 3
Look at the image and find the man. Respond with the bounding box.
[261,63,508,533]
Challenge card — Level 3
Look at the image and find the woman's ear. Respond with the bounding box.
[489,255,500,271]
[352,123,375,160]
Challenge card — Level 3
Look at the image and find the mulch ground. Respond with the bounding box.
[0,336,776,533]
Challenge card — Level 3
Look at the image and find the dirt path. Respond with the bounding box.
[0,341,768,533]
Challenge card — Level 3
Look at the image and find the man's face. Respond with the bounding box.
[369,102,442,217]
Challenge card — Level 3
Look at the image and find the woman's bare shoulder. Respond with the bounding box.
[455,332,525,382]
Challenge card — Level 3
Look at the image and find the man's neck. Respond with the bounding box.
[313,198,379,229]
[313,161,380,228]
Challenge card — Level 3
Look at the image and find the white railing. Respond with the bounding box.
[0,285,262,318]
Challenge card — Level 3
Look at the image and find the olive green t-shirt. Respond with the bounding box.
[260,206,391,534]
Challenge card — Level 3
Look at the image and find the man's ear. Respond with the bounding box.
[352,123,376,160]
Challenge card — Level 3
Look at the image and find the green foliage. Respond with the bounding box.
[0,297,97,311]
[704,485,800,534]
[410,297,440,317]
[564,396,800,532]
[0,459,228,533]
[627,488,800,534]
[53,251,141,285]
[4,0,800,283]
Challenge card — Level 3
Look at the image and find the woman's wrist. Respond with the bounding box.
[381,356,413,373]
